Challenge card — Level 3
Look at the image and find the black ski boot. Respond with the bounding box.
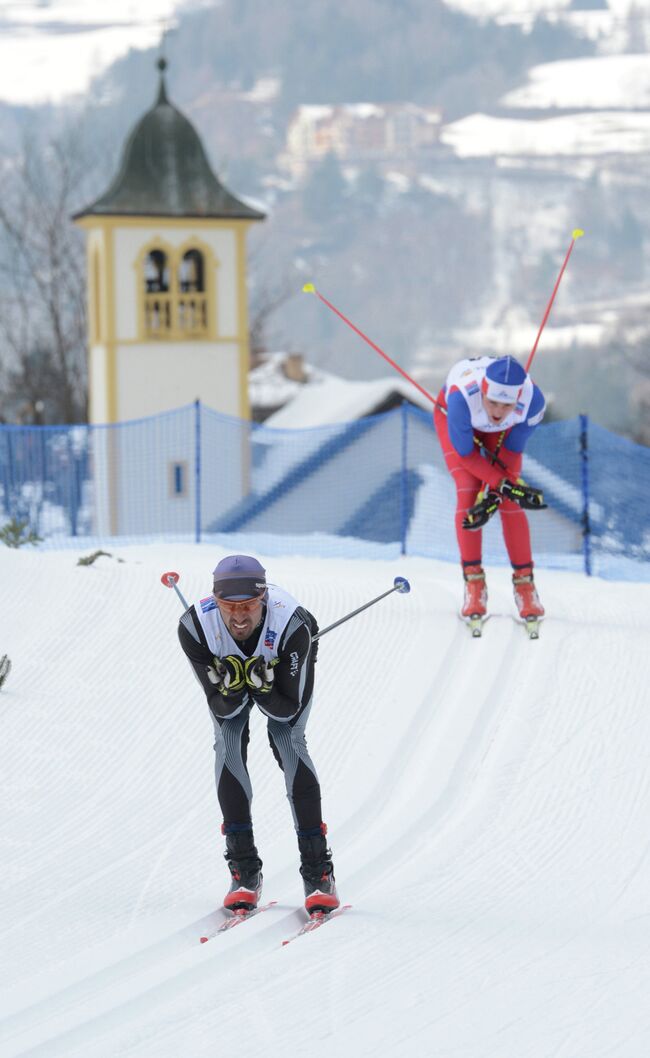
[222,826,263,911]
[298,824,340,914]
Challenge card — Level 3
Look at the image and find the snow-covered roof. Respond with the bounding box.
[261,369,432,429]
[249,353,321,412]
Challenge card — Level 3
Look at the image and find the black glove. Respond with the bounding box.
[207,655,245,697]
[462,490,502,530]
[244,655,276,694]
[499,478,547,511]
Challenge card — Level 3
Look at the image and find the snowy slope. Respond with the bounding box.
[0,0,203,105]
[503,54,650,110]
[1,544,650,1057]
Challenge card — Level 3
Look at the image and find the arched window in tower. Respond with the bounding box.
[178,248,208,336]
[143,249,171,336]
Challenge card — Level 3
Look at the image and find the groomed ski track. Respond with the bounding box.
[1,544,649,1058]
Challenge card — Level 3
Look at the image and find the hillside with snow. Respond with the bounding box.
[1,542,649,1057]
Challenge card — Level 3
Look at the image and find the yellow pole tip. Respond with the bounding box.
[572,228,585,239]
[302,282,316,294]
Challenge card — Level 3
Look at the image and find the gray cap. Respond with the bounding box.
[212,555,267,600]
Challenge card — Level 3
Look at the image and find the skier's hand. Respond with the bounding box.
[499,478,547,511]
[207,655,246,696]
[244,655,276,694]
[462,490,501,530]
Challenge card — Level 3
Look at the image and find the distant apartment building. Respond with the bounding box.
[283,102,442,177]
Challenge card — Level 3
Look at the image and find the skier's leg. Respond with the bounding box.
[266,700,322,831]
[498,504,545,617]
[212,708,254,826]
[213,709,263,908]
[499,499,533,568]
[434,404,485,563]
[267,705,339,911]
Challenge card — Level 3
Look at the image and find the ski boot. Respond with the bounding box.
[461,563,487,636]
[222,825,263,911]
[461,563,487,618]
[512,564,545,619]
[298,824,340,914]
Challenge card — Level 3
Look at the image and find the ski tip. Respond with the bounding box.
[572,228,585,239]
[302,282,316,294]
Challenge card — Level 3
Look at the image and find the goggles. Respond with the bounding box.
[214,591,266,613]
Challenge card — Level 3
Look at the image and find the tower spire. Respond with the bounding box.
[156,56,169,106]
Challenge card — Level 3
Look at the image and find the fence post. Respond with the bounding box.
[400,401,409,556]
[579,413,591,577]
[194,399,201,544]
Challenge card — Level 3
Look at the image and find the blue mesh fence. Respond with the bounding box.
[0,402,648,579]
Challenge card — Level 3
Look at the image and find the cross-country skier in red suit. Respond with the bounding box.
[434,355,547,622]
[178,554,339,915]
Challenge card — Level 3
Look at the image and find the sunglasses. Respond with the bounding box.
[214,591,266,612]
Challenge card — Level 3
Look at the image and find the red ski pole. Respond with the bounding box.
[302,283,437,407]
[525,228,584,372]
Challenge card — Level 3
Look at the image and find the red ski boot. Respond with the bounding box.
[461,564,487,618]
[512,565,545,619]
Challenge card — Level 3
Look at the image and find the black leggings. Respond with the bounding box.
[212,698,322,831]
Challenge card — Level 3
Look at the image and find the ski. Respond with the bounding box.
[199,900,277,943]
[460,613,488,638]
[523,616,540,640]
[281,904,352,947]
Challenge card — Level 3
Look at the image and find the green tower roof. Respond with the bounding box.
[74,60,265,222]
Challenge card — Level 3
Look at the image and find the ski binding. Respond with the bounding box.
[462,613,486,638]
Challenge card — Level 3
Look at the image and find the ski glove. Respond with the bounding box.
[499,478,547,511]
[207,655,246,697]
[244,655,277,694]
[463,490,502,531]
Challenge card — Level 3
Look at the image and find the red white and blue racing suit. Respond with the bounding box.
[434,356,546,567]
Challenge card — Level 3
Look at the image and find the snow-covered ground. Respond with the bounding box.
[1,542,649,1057]
[441,109,650,159]
[503,54,650,110]
[0,0,209,105]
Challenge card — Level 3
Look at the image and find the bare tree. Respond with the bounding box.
[0,127,89,423]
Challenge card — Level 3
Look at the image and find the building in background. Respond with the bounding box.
[73,58,264,535]
[282,102,442,179]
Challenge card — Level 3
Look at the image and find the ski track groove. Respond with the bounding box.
[1,551,649,1056]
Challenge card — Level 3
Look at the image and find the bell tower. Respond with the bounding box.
[74,58,265,426]
[73,59,265,536]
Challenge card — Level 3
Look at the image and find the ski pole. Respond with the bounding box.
[160,570,189,609]
[303,282,510,470]
[303,283,437,407]
[314,576,410,641]
[161,569,411,638]
[525,228,584,371]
